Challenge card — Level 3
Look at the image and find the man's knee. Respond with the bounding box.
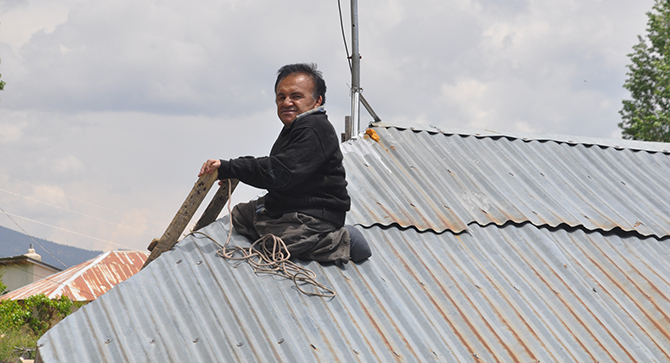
[231,200,260,241]
[345,225,371,262]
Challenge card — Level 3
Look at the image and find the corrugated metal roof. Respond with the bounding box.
[36,125,670,362]
[1,251,148,301]
[36,220,670,362]
[343,126,670,237]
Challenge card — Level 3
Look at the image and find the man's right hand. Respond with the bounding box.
[199,159,221,177]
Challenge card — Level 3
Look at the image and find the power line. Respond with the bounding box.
[0,204,68,268]
[337,0,353,72]
[0,209,138,251]
[0,173,163,230]
[0,186,153,236]
[0,173,158,251]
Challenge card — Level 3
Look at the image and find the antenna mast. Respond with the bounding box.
[349,0,361,139]
[342,0,381,142]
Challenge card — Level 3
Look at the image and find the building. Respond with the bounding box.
[35,125,670,362]
[0,245,61,294]
[1,250,148,302]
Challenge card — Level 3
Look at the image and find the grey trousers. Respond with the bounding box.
[231,198,351,264]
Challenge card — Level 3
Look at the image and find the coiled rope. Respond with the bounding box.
[190,179,335,298]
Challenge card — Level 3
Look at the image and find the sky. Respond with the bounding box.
[0,0,657,253]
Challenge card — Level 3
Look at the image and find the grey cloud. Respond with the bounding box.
[0,0,659,251]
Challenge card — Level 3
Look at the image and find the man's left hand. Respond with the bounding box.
[199,159,221,177]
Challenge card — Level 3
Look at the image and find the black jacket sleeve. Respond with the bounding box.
[218,124,329,191]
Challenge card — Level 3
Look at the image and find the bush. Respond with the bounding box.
[0,300,29,332]
[24,294,73,336]
[0,294,75,362]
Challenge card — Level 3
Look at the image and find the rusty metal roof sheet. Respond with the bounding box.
[1,251,147,301]
[36,125,670,362]
[343,125,670,237]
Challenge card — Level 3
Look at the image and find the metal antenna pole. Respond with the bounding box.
[350,0,361,137]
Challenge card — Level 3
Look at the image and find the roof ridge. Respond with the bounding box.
[368,122,670,153]
[50,251,112,298]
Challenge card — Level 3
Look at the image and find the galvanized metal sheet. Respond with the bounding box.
[343,126,670,237]
[36,126,670,362]
[37,220,670,362]
[1,251,147,301]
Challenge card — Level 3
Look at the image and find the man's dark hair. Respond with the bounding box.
[274,63,327,105]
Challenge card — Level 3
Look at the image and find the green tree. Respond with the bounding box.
[619,0,670,142]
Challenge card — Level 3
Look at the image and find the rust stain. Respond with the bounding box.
[447,236,529,363]
[509,241,619,362]
[334,268,384,359]
[365,128,380,142]
[370,128,468,233]
[400,254,479,354]
[0,251,148,302]
[359,292,396,353]
[579,240,670,360]
[387,233,505,361]
[457,234,559,361]
[351,260,422,361]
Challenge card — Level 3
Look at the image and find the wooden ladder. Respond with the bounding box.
[142,172,239,268]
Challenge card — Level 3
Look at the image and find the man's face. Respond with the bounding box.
[275,73,323,126]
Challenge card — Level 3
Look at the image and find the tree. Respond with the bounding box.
[619,0,670,142]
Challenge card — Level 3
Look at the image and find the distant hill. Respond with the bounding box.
[0,225,102,269]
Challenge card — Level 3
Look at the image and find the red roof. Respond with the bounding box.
[0,251,148,301]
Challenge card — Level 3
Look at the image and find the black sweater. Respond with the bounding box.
[218,110,350,226]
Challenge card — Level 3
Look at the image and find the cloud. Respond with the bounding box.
[30,185,68,210]
[51,155,85,174]
[438,79,492,128]
[0,0,72,50]
[0,107,283,251]
[0,0,658,252]
[2,0,353,118]
[357,0,652,137]
[0,119,26,143]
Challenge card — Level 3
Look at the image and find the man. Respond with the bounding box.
[199,63,370,264]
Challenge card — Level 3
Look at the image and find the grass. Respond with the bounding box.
[0,327,38,362]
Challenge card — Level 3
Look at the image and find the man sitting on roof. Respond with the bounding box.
[199,63,371,264]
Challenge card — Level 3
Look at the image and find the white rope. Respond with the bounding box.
[191,179,335,298]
